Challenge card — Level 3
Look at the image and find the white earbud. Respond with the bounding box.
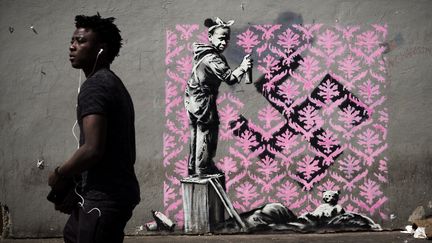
[98,48,104,55]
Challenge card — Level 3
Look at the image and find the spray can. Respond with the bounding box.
[245,68,252,84]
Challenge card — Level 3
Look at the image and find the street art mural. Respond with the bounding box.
[163,19,389,232]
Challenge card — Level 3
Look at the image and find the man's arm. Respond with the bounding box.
[48,114,107,186]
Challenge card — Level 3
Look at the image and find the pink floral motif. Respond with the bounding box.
[236,181,259,206]
[258,105,281,129]
[175,24,199,40]
[293,24,323,43]
[174,156,188,178]
[277,80,300,102]
[296,155,320,180]
[317,130,340,154]
[276,181,299,205]
[277,27,300,52]
[338,155,362,178]
[163,133,175,157]
[338,55,361,80]
[219,104,239,127]
[317,29,342,52]
[176,55,193,76]
[336,25,360,41]
[275,130,299,152]
[359,79,381,104]
[356,30,380,53]
[290,56,326,91]
[298,105,321,130]
[257,54,280,80]
[358,129,381,153]
[317,180,340,192]
[249,171,285,193]
[257,155,279,180]
[164,182,176,207]
[229,146,264,169]
[235,130,259,153]
[237,29,260,53]
[317,78,340,103]
[217,156,238,175]
[359,179,383,205]
[338,105,362,128]
[372,24,388,39]
[253,24,282,40]
[331,170,368,192]
[310,29,346,67]
[165,45,184,65]
[166,30,177,52]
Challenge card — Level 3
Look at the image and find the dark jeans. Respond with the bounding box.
[187,111,220,175]
[63,200,135,243]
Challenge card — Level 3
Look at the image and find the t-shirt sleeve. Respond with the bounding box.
[205,54,232,82]
[78,80,110,119]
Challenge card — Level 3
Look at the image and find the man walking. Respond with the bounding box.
[48,14,140,243]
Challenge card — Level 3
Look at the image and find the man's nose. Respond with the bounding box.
[69,42,76,51]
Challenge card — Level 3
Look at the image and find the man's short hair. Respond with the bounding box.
[75,14,122,64]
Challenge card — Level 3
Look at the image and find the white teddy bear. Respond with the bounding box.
[297,190,345,226]
[310,190,345,218]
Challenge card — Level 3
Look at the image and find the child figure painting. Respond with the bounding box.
[184,17,253,176]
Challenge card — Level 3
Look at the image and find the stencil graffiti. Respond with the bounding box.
[218,190,382,232]
[164,23,389,227]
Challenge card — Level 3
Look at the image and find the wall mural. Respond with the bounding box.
[163,20,389,232]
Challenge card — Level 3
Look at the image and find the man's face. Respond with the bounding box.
[209,27,230,53]
[69,28,99,69]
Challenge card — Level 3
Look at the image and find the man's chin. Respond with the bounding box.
[70,62,81,69]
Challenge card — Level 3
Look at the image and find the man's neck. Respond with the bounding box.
[84,64,109,78]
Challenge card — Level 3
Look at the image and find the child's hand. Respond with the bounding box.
[240,54,253,71]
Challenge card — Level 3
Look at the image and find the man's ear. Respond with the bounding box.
[98,43,108,54]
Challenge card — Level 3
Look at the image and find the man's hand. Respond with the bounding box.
[48,167,71,193]
[47,167,78,214]
[55,191,79,214]
[48,169,59,188]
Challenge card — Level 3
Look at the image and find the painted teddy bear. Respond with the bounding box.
[298,190,345,226]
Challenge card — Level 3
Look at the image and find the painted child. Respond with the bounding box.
[184,17,252,176]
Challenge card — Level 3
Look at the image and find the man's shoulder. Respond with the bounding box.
[91,68,119,82]
[83,69,120,89]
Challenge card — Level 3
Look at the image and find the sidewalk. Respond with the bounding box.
[0,231,428,243]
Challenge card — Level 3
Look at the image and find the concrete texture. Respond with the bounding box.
[0,232,428,243]
[0,0,431,238]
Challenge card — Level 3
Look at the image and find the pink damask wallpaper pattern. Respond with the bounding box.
[163,23,389,226]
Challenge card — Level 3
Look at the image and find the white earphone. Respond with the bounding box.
[69,47,105,218]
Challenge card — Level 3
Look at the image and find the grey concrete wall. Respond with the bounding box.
[0,0,431,238]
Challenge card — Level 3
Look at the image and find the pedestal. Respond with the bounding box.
[181,174,225,233]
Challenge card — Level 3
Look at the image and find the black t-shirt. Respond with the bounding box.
[77,68,140,205]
